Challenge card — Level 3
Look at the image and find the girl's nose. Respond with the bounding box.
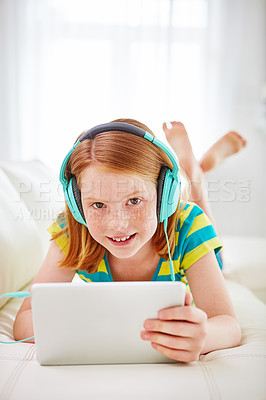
[106,208,130,231]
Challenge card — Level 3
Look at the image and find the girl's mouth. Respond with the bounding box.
[107,233,136,246]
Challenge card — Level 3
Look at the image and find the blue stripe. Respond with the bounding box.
[57,214,68,231]
[216,251,223,270]
[77,270,112,282]
[154,273,184,282]
[185,203,203,220]
[183,225,217,254]
[103,253,113,281]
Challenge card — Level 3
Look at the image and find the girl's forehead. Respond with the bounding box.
[79,165,156,199]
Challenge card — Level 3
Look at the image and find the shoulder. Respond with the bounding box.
[47,212,68,234]
[47,212,69,255]
[175,202,222,270]
[176,201,209,235]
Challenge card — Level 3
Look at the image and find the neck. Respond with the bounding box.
[107,243,160,282]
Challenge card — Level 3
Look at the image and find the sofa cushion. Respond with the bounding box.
[0,170,42,308]
[0,161,64,308]
[0,160,64,247]
[221,235,266,303]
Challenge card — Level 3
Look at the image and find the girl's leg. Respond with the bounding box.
[162,121,246,233]
[199,131,247,173]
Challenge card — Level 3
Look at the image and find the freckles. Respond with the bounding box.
[132,211,145,223]
[85,211,103,227]
[132,209,157,239]
[132,207,156,224]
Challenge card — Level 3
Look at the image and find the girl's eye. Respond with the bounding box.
[92,202,105,209]
[128,198,141,205]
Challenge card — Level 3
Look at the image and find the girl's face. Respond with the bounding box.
[79,165,158,259]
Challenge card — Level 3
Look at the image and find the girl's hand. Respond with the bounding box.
[141,292,208,362]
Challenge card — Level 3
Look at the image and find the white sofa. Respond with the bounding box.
[0,160,266,400]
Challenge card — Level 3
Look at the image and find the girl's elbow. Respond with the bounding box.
[232,317,242,347]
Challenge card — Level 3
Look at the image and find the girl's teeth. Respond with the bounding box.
[112,235,131,242]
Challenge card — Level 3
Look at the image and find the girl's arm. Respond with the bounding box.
[13,240,76,342]
[185,250,241,354]
[141,250,241,362]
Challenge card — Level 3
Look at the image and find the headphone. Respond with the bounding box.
[60,122,181,280]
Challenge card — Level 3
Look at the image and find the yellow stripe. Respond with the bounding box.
[179,203,194,229]
[97,259,108,274]
[186,213,211,238]
[47,221,69,255]
[181,237,223,271]
[181,276,188,285]
[175,231,179,247]
[78,273,92,282]
[175,203,194,246]
[47,220,60,236]
[158,258,180,276]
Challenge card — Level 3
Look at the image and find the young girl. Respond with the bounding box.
[13,118,246,362]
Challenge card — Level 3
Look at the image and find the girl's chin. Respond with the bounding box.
[104,235,154,260]
[106,245,139,258]
[103,237,139,258]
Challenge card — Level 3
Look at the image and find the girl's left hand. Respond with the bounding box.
[141,292,207,362]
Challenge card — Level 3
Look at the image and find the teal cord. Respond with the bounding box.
[0,337,35,344]
[0,291,35,344]
[0,291,31,300]
[163,219,175,281]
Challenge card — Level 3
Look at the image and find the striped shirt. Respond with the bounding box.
[47,202,223,286]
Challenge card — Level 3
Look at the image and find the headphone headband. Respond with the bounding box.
[79,122,146,141]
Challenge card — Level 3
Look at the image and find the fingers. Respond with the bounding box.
[158,305,207,324]
[141,331,192,351]
[142,319,200,338]
[143,307,207,338]
[185,291,192,306]
[151,343,199,363]
[141,330,204,363]
[141,303,207,362]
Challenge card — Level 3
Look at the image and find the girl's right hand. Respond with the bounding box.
[141,292,208,363]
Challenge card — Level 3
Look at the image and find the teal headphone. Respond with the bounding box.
[60,122,181,280]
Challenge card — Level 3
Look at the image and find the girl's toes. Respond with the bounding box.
[162,122,168,131]
[233,132,247,147]
[171,121,185,129]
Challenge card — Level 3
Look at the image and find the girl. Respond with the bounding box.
[14,118,246,362]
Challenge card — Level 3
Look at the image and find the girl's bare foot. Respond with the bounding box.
[199,131,247,173]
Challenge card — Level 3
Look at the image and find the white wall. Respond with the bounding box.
[206,131,266,237]
[205,0,266,237]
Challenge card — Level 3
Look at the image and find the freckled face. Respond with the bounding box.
[79,165,158,259]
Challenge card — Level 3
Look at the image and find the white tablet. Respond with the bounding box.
[31,281,186,365]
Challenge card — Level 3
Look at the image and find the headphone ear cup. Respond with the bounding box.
[157,166,168,221]
[71,176,86,222]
